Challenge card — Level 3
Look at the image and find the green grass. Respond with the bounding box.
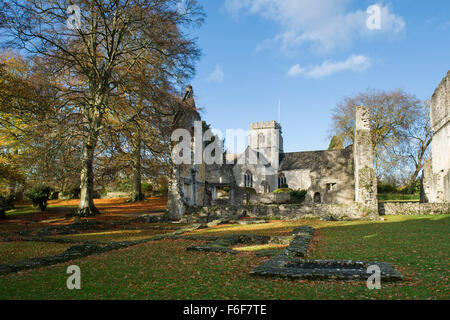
[49,229,175,243]
[5,205,75,217]
[0,241,74,264]
[0,215,449,299]
[5,205,43,216]
[377,193,420,201]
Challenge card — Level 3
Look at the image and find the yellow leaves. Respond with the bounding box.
[0,50,29,75]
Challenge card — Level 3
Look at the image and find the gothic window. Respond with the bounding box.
[278,173,287,188]
[258,134,265,148]
[244,170,253,188]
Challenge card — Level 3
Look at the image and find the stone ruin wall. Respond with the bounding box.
[306,147,355,204]
[188,202,380,222]
[422,70,450,203]
[353,106,378,209]
[379,202,449,216]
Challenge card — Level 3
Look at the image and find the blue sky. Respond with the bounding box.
[187,0,450,153]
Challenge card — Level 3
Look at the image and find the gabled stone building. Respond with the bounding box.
[166,86,377,220]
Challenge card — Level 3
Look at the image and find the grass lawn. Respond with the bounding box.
[0,214,448,299]
[0,241,75,265]
[48,228,176,243]
[5,205,76,217]
[377,193,420,201]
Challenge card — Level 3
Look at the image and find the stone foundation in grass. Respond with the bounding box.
[250,257,403,281]
[187,234,273,254]
[0,223,202,276]
[249,225,403,281]
[187,226,315,256]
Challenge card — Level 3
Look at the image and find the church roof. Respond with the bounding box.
[279,145,353,171]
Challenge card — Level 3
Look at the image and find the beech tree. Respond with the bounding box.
[100,49,187,202]
[1,0,203,215]
[329,89,432,190]
[0,50,84,198]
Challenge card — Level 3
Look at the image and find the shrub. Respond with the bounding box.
[377,193,420,201]
[280,183,289,189]
[159,186,168,196]
[50,191,59,200]
[0,195,14,219]
[26,184,51,211]
[400,180,421,194]
[242,187,256,194]
[59,187,81,200]
[117,181,132,192]
[273,188,292,194]
[378,181,399,193]
[290,189,307,203]
[141,183,153,192]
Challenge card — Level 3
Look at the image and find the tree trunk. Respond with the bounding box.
[75,131,100,217]
[130,135,145,202]
[407,167,422,194]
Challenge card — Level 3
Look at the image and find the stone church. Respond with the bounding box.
[166,86,377,220]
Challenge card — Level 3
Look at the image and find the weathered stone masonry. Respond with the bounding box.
[354,106,378,210]
[422,70,450,203]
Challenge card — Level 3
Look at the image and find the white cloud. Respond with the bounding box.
[207,64,225,83]
[439,20,450,30]
[287,55,372,78]
[286,64,305,77]
[225,0,405,54]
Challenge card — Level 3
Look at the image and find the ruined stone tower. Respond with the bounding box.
[353,106,377,209]
[165,85,204,220]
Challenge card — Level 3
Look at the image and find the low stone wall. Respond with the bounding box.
[249,193,290,204]
[378,202,450,215]
[187,202,450,221]
[189,202,378,221]
[103,192,130,199]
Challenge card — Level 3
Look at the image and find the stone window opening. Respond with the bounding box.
[244,170,253,188]
[216,186,230,200]
[261,181,270,193]
[314,192,322,204]
[183,183,192,203]
[258,134,265,148]
[326,183,337,192]
[278,173,287,188]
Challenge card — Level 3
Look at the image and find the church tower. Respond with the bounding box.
[249,120,283,171]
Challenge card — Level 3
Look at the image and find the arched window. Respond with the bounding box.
[261,181,270,193]
[278,173,287,188]
[244,170,253,188]
[314,192,321,204]
[258,134,265,148]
